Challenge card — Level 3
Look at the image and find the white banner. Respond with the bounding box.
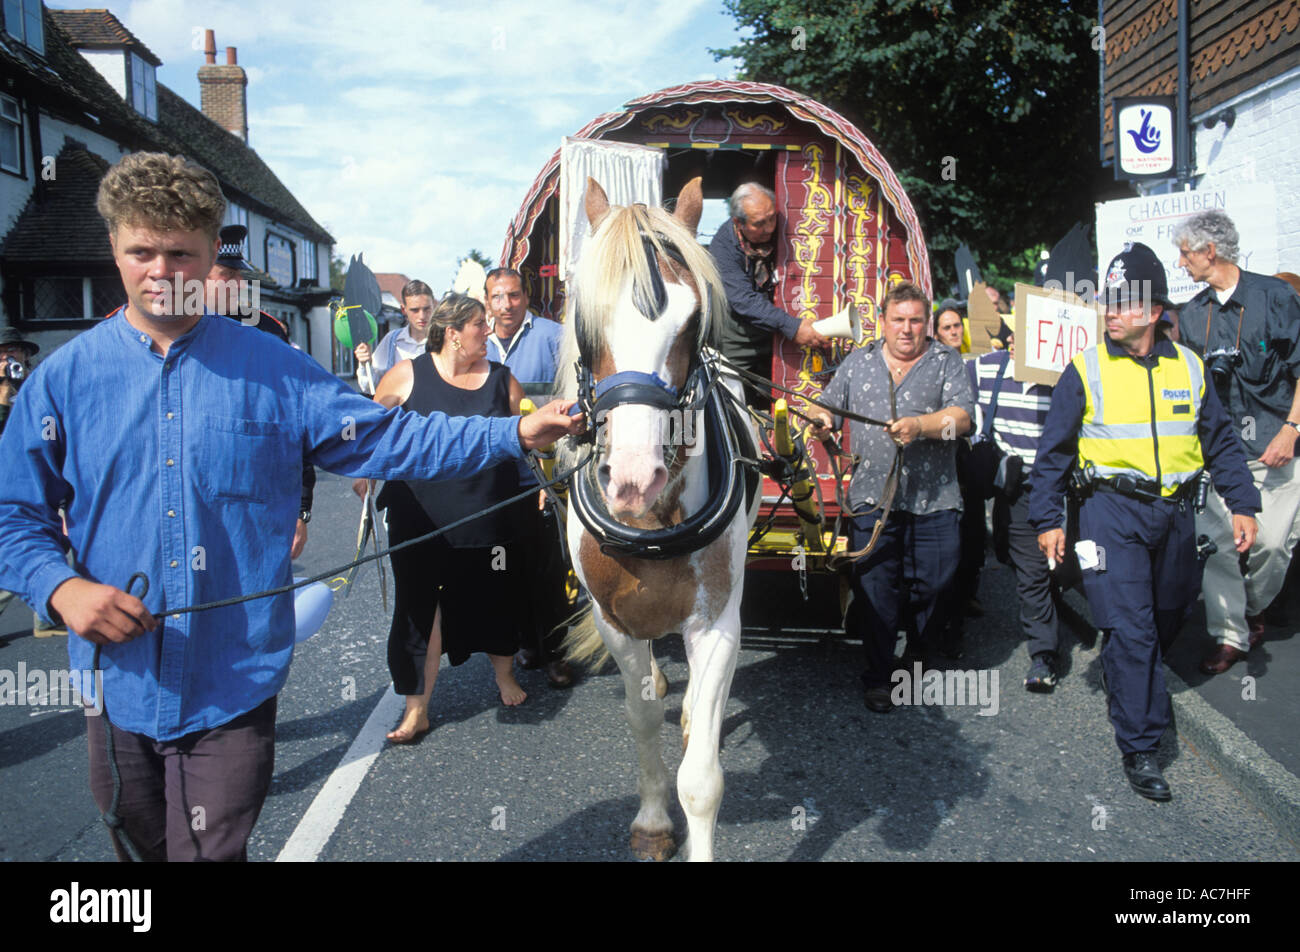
[1094,183,1278,305]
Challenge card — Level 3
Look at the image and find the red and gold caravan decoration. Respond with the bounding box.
[503,81,929,568]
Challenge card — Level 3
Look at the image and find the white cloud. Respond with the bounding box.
[48,0,743,278]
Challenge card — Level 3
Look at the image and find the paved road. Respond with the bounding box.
[1,469,1296,861]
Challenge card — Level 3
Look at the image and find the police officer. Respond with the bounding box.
[1029,243,1260,801]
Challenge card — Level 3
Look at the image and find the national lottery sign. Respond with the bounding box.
[1095,182,1278,305]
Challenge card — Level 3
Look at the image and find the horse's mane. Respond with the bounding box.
[552,199,727,470]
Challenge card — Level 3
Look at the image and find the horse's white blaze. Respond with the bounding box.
[599,278,697,518]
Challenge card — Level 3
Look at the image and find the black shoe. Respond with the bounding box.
[864,686,895,714]
[1024,652,1058,693]
[1123,752,1171,801]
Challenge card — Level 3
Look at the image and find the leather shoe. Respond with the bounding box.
[863,686,895,714]
[1246,613,1266,637]
[544,659,574,689]
[515,648,542,670]
[1123,752,1171,801]
[1199,643,1248,675]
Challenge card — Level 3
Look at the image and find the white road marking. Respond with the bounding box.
[276,686,404,862]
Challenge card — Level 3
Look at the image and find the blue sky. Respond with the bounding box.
[50,0,747,287]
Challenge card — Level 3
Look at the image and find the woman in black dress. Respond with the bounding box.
[356,293,533,742]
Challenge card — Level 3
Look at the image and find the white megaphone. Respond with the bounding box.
[812,303,861,342]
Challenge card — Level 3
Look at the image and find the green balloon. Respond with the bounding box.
[333,307,378,349]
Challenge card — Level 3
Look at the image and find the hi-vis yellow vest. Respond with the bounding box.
[1074,342,1206,496]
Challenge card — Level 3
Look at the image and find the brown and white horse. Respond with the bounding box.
[557,177,757,862]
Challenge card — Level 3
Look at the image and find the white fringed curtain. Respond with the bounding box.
[560,136,666,282]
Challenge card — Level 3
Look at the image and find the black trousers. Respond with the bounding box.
[87,696,276,862]
[994,491,1063,658]
[1077,491,1197,754]
[846,509,960,689]
[519,501,573,663]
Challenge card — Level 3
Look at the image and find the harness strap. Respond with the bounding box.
[570,362,753,560]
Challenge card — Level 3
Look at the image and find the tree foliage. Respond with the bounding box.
[715,0,1108,294]
[459,248,494,270]
[329,253,347,293]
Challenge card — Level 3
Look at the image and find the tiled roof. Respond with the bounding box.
[47,8,161,66]
[157,86,333,245]
[1192,1,1300,82]
[0,6,333,260]
[1106,0,1176,65]
[374,273,410,300]
[1,144,113,263]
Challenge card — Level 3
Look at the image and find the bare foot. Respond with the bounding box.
[386,709,430,743]
[496,671,527,707]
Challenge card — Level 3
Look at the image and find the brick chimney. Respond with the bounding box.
[197,30,248,143]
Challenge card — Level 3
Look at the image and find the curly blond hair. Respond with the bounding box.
[96,152,227,239]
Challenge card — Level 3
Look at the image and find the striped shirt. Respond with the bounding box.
[966,351,1054,469]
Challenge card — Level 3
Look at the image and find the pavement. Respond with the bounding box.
[0,470,1296,861]
[1163,554,1300,835]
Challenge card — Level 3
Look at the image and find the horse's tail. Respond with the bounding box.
[561,607,611,670]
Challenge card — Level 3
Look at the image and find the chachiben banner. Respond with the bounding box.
[1094,182,1278,305]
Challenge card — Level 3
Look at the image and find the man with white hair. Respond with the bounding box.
[710,182,831,406]
[1173,210,1300,674]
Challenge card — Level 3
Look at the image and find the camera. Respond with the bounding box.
[1,356,25,388]
[1204,346,1243,382]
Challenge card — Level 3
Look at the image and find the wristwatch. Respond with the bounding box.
[299,510,312,524]
[1286,421,1300,435]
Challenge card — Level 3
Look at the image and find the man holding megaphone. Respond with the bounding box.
[711,183,833,407]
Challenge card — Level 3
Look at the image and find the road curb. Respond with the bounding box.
[1168,668,1300,840]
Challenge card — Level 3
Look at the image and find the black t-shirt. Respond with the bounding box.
[1178,269,1300,457]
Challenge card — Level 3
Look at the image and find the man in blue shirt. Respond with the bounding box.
[0,152,582,861]
[484,267,572,686]
[710,183,830,407]
[484,267,563,399]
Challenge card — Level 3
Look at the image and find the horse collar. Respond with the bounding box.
[571,359,755,561]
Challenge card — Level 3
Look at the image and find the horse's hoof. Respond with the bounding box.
[629,829,677,861]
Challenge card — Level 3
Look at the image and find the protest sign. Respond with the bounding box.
[1013,283,1103,386]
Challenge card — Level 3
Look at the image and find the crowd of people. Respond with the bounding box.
[0,152,1295,861]
[717,183,1296,803]
[0,152,582,861]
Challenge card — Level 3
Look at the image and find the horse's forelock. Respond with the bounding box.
[571,200,725,358]
[555,199,729,472]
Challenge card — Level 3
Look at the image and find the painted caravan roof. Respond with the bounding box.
[501,80,930,295]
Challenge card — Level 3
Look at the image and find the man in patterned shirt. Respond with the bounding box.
[810,282,975,712]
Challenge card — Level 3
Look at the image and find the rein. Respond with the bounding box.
[711,354,903,568]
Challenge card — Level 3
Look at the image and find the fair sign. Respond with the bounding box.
[1013,283,1103,386]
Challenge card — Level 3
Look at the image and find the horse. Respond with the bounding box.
[555,176,759,862]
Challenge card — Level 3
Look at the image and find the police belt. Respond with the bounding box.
[1090,474,1195,504]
